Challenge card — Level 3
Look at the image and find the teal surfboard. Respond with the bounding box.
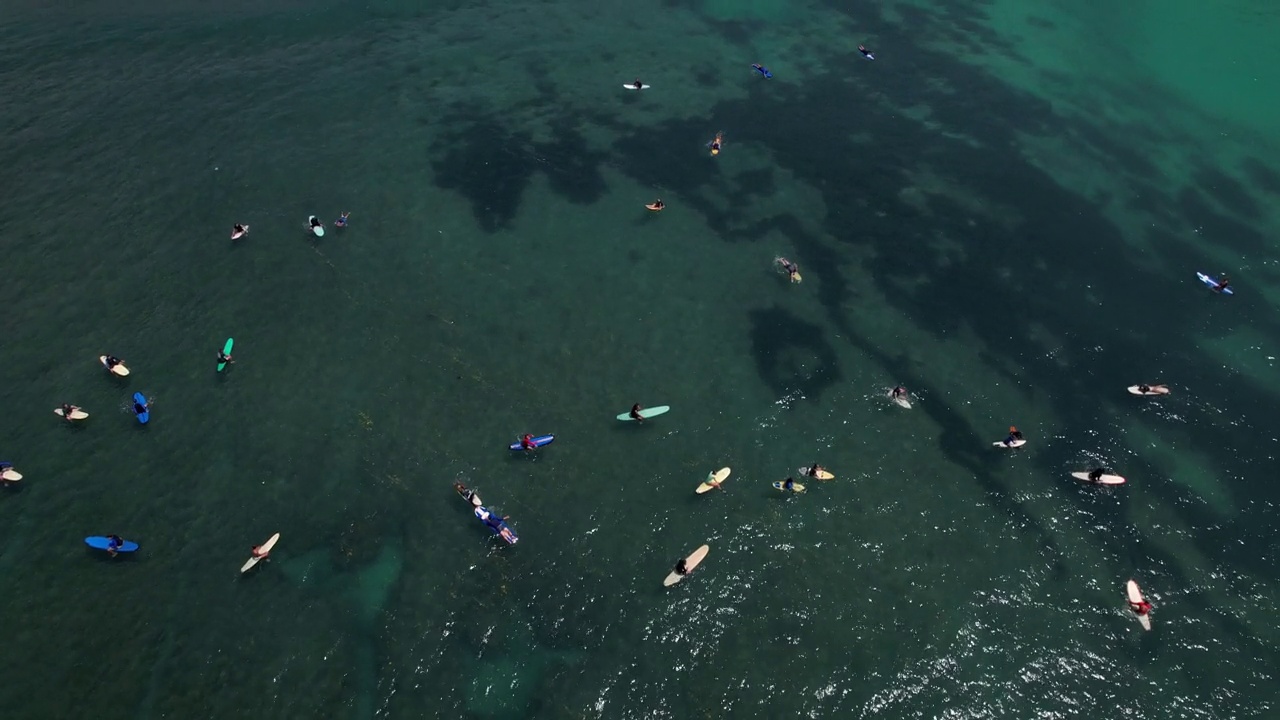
[217,338,234,372]
[616,405,671,421]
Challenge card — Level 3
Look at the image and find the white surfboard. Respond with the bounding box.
[1127,385,1169,396]
[1071,471,1126,486]
[1127,579,1152,631]
[1,469,22,482]
[100,356,130,376]
[993,439,1027,448]
[695,467,731,494]
[664,544,709,586]
[798,467,835,480]
[54,408,90,420]
[308,217,324,237]
[240,532,280,573]
[623,84,650,90]
[617,405,670,421]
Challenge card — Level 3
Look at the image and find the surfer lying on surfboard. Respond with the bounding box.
[775,257,801,283]
[645,199,665,212]
[250,543,272,561]
[1213,274,1231,292]
[858,44,875,60]
[1128,597,1153,615]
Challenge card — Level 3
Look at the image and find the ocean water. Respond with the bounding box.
[1,0,1279,718]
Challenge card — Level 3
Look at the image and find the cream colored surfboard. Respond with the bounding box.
[240,533,280,573]
[1126,579,1152,631]
[695,467,731,494]
[55,408,90,420]
[664,544,710,586]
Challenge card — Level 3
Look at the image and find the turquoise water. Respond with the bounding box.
[2,0,1279,717]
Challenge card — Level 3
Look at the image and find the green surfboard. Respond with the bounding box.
[217,337,234,372]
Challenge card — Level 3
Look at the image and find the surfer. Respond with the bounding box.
[752,63,770,76]
[1003,426,1024,446]
[782,477,797,491]
[629,404,646,422]
[776,257,801,283]
[858,44,874,60]
[133,397,148,415]
[647,199,665,211]
[673,558,689,576]
[309,216,323,231]
[1137,383,1168,394]
[1128,597,1153,615]
[631,78,644,90]
[803,463,825,478]
[520,433,538,452]
[708,131,724,156]
[250,543,271,561]
[59,403,78,420]
[454,482,482,508]
[890,386,907,399]
[103,355,123,371]
[106,535,124,557]
[1086,468,1107,484]
[232,223,249,237]
[335,211,350,228]
[216,349,234,366]
[1214,274,1230,292]
[480,509,508,530]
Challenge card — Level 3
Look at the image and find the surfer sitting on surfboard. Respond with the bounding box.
[629,404,646,422]
[232,224,249,238]
[709,132,724,156]
[1003,426,1024,446]
[106,535,125,557]
[1128,597,1153,615]
[631,78,645,90]
[104,356,124,371]
[673,558,689,576]
[309,217,324,231]
[251,543,271,560]
[520,434,538,452]
[217,349,234,366]
[891,386,907,399]
[335,212,350,228]
[1214,274,1230,292]
[646,199,664,212]
[1086,468,1108,484]
[782,477,797,491]
[802,463,825,478]
[59,403,79,421]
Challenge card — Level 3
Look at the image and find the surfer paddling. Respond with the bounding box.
[775,257,801,283]
[454,482,482,508]
[858,44,875,60]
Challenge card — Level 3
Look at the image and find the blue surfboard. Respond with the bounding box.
[752,64,773,78]
[132,392,149,424]
[85,536,140,553]
[509,434,554,451]
[474,507,518,545]
[1197,272,1234,295]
